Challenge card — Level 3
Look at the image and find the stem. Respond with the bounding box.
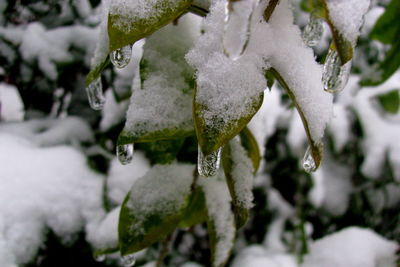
[188,4,209,17]
[263,0,280,22]
[155,232,175,267]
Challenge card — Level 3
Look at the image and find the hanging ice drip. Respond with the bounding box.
[110,44,133,69]
[302,146,317,173]
[86,77,105,110]
[198,146,222,177]
[302,12,324,47]
[117,143,134,165]
[120,253,136,267]
[223,0,259,60]
[322,49,351,93]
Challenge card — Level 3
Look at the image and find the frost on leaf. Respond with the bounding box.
[118,14,201,145]
[199,173,236,267]
[108,0,192,51]
[222,138,254,228]
[118,164,195,255]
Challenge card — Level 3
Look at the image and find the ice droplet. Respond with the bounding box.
[86,77,105,110]
[117,143,134,165]
[110,44,132,69]
[93,253,106,262]
[302,13,324,47]
[302,146,317,173]
[223,0,258,60]
[198,146,222,177]
[121,254,136,267]
[322,49,351,93]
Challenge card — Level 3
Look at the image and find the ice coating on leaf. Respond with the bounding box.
[325,0,370,45]
[109,0,179,33]
[229,139,254,210]
[121,14,201,142]
[199,173,235,267]
[303,227,398,267]
[125,164,195,235]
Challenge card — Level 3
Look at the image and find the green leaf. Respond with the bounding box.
[239,127,261,174]
[268,68,324,169]
[222,139,254,229]
[107,0,193,51]
[370,0,400,45]
[86,55,109,87]
[194,92,264,156]
[377,90,400,114]
[118,164,195,255]
[118,14,200,144]
[138,139,185,165]
[360,40,400,86]
[179,186,207,228]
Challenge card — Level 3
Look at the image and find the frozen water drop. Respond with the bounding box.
[117,143,134,165]
[121,253,136,267]
[322,49,351,93]
[86,77,105,110]
[302,13,324,47]
[302,146,317,173]
[198,146,222,177]
[223,0,258,60]
[110,44,132,69]
[94,253,106,262]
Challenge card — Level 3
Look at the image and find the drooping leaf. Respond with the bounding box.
[222,139,254,229]
[268,68,324,169]
[107,0,193,51]
[239,127,261,174]
[199,174,236,267]
[118,14,201,145]
[377,90,400,114]
[118,164,195,255]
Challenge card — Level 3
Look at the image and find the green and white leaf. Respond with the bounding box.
[222,138,254,229]
[199,173,236,267]
[108,0,193,51]
[118,14,201,145]
[118,164,195,255]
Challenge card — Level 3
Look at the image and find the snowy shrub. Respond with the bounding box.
[0,0,399,267]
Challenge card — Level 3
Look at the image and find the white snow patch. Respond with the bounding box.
[0,83,24,122]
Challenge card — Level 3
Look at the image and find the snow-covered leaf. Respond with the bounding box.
[108,0,192,52]
[199,174,236,267]
[179,186,207,228]
[222,138,254,228]
[118,164,195,255]
[239,127,261,174]
[118,14,201,145]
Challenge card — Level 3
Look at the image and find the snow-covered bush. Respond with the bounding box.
[0,0,399,266]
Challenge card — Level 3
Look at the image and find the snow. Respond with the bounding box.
[230,139,254,210]
[99,89,130,131]
[123,14,201,139]
[199,173,235,267]
[0,83,24,122]
[125,163,195,235]
[327,104,351,152]
[232,245,297,267]
[107,152,151,205]
[90,0,110,70]
[303,227,398,267]
[0,133,104,266]
[326,0,371,45]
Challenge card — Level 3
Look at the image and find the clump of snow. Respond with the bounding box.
[328,104,351,152]
[0,133,104,266]
[126,163,195,235]
[232,245,297,267]
[303,227,398,267]
[109,0,185,33]
[326,0,371,45]
[0,117,94,147]
[229,139,254,210]
[0,83,24,122]
[100,89,129,131]
[107,151,151,205]
[123,14,201,138]
[199,173,235,267]
[90,0,110,70]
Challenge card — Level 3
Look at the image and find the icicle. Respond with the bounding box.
[93,253,106,262]
[198,146,222,177]
[120,253,136,267]
[117,143,134,165]
[86,77,105,110]
[302,146,317,173]
[322,49,351,93]
[110,44,132,69]
[302,13,324,47]
[223,0,258,60]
